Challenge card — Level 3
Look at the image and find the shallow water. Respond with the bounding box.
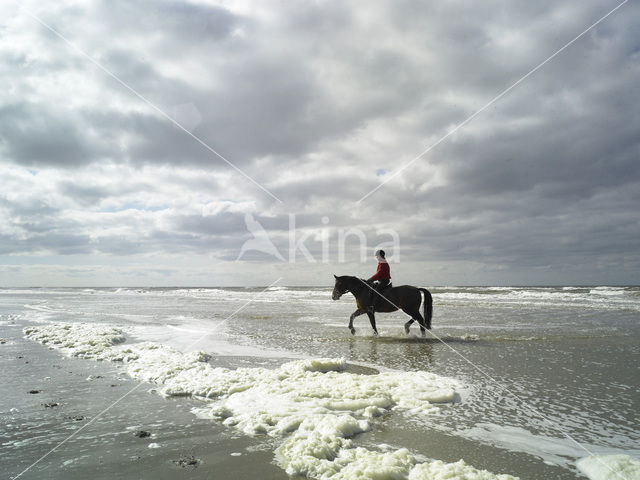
[1,286,639,479]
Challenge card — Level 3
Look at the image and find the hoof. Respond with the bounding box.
[404,325,411,335]
[373,330,379,336]
[350,327,356,335]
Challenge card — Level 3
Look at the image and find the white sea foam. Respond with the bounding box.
[23,323,126,358]
[130,320,299,359]
[589,287,627,297]
[274,421,520,480]
[409,460,519,479]
[460,423,588,468]
[577,454,640,480]
[459,423,640,475]
[24,322,520,479]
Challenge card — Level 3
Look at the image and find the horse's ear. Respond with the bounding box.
[333,274,338,279]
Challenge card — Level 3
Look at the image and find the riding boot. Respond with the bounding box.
[368,295,378,313]
[368,284,382,312]
[368,280,388,313]
[366,281,376,312]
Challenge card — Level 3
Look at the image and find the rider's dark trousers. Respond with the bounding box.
[370,279,390,309]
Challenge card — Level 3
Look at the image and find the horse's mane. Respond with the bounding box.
[346,276,367,284]
[336,275,368,287]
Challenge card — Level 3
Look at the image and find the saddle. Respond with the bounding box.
[367,282,392,312]
[371,282,392,299]
[374,281,392,292]
[364,279,392,292]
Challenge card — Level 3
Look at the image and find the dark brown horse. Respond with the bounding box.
[331,275,432,336]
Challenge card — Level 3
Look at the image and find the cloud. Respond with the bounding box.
[0,102,110,167]
[0,0,638,285]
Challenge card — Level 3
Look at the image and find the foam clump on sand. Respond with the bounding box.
[274,416,519,480]
[24,323,519,480]
[577,454,640,480]
[286,357,348,373]
[277,432,415,480]
[204,358,459,432]
[23,323,126,358]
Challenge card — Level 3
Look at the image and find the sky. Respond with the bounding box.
[0,0,639,287]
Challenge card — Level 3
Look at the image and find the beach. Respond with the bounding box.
[2,286,639,479]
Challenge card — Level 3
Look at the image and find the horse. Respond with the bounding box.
[331,275,433,336]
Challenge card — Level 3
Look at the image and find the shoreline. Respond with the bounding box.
[2,286,639,480]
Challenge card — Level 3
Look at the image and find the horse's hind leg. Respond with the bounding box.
[349,309,366,335]
[366,311,379,336]
[403,319,414,335]
[404,309,427,337]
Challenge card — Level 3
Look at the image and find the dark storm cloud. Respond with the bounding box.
[92,0,239,43]
[2,1,241,169]
[59,176,159,207]
[4,0,635,175]
[0,102,110,167]
[24,1,433,169]
[59,181,118,206]
[1,0,638,284]
[321,2,640,279]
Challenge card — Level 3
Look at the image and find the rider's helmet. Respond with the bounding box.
[375,249,385,259]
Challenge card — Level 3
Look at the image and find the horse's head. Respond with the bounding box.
[332,275,349,300]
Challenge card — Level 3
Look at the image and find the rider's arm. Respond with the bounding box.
[368,263,383,282]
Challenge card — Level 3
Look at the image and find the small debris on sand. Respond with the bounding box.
[172,454,200,468]
[134,430,151,438]
[28,390,40,394]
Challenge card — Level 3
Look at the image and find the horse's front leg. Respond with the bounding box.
[366,311,379,336]
[349,309,365,335]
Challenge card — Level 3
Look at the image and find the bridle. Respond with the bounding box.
[332,283,349,300]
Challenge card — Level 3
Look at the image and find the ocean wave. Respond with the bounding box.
[10,286,638,312]
[589,286,628,296]
[435,287,640,312]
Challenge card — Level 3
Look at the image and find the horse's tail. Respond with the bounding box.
[419,288,432,329]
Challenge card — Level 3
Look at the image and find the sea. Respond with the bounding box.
[1,285,639,480]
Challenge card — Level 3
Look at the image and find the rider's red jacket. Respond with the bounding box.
[368,262,391,281]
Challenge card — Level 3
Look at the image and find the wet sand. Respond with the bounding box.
[2,330,286,480]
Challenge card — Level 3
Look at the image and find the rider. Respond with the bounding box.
[367,250,390,312]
